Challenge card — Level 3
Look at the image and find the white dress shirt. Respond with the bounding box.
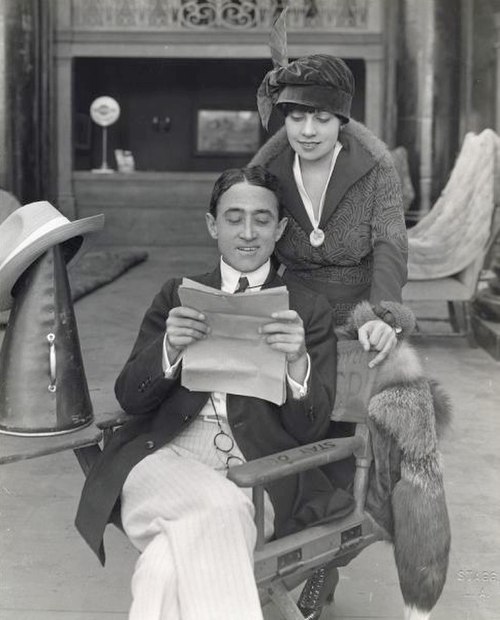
[293,141,343,229]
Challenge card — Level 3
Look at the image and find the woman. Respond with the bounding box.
[252,55,415,619]
[252,54,408,367]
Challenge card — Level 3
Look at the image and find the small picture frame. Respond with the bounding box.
[195,109,261,156]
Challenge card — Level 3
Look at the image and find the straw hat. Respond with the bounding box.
[0,201,104,311]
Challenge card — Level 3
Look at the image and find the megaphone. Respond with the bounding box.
[0,245,94,436]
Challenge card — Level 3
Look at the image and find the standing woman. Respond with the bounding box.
[252,54,408,366]
[252,55,414,618]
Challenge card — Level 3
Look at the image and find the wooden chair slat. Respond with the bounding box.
[332,341,378,422]
[0,422,102,465]
[227,436,362,487]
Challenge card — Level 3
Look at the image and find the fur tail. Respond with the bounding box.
[429,379,452,439]
[392,457,451,613]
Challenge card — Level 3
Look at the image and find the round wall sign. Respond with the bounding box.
[90,96,120,127]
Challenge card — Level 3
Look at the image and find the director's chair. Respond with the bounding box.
[0,340,382,619]
[227,340,382,617]
[78,340,383,619]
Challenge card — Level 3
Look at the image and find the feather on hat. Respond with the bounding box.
[257,10,355,129]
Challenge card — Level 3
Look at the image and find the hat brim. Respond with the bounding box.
[0,213,104,311]
[276,85,351,124]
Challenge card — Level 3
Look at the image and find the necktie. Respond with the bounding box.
[234,276,249,294]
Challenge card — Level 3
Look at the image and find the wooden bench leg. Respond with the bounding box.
[447,301,460,333]
[463,301,478,347]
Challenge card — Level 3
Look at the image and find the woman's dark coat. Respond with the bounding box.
[250,121,408,324]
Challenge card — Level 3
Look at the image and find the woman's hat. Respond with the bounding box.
[257,54,355,129]
[0,201,104,311]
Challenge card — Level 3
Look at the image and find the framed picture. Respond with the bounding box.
[195,109,260,156]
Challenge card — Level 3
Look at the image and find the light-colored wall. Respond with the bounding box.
[462,0,499,135]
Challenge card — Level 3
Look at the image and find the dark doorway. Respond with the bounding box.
[74,57,365,172]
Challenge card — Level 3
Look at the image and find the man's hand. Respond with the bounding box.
[358,319,397,368]
[165,306,210,363]
[260,310,308,384]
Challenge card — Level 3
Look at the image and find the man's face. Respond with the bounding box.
[285,109,341,164]
[205,181,287,273]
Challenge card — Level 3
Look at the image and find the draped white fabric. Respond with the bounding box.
[408,129,500,280]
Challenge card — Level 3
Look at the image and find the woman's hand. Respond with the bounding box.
[165,306,210,363]
[358,319,398,368]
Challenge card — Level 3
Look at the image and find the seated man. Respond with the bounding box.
[75,166,354,620]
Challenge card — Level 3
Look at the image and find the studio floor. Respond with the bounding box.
[1,246,499,620]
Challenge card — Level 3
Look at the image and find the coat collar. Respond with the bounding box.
[320,129,375,225]
[275,130,376,232]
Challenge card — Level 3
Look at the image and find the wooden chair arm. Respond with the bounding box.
[94,409,130,430]
[227,436,363,488]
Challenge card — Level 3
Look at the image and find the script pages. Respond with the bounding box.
[178,278,289,405]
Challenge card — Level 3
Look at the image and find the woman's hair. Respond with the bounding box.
[209,165,284,218]
[278,102,345,124]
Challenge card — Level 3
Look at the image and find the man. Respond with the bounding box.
[75,166,354,620]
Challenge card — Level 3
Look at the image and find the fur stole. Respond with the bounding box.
[347,301,452,614]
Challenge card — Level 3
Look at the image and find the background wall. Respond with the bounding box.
[0,0,53,203]
[462,0,500,134]
[395,0,461,217]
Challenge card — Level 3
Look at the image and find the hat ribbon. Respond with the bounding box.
[0,216,68,271]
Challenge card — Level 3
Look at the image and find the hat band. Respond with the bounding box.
[276,84,352,120]
[0,216,68,270]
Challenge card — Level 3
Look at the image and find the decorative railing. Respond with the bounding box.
[70,0,376,31]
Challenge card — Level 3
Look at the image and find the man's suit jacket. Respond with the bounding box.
[75,267,354,564]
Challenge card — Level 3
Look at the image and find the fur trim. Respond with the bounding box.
[370,380,438,459]
[367,344,452,613]
[429,380,452,440]
[392,471,450,612]
[250,119,392,169]
[373,342,423,391]
[344,119,393,162]
[347,300,416,339]
[249,126,289,167]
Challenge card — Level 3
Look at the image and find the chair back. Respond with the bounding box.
[332,341,378,423]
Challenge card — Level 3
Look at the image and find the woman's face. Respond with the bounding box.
[284,109,341,165]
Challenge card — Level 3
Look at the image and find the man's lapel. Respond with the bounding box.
[262,265,283,290]
[191,266,222,289]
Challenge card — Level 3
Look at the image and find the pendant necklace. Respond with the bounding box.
[309,228,325,247]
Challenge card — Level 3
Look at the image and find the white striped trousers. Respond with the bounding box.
[120,418,274,620]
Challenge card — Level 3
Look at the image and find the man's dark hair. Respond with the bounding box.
[209,166,284,218]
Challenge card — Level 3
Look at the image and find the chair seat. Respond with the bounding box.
[403,275,471,302]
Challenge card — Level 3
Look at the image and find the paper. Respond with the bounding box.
[178,279,289,405]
